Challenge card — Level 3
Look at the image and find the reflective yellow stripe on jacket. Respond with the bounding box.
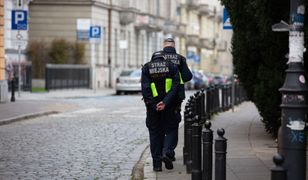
[150,83,158,97]
[150,78,173,97]
[179,72,184,85]
[165,78,172,93]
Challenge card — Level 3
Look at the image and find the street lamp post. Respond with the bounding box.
[278,0,308,180]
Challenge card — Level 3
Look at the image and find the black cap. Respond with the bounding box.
[151,51,165,60]
[164,38,175,43]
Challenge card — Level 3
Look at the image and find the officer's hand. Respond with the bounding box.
[156,101,166,111]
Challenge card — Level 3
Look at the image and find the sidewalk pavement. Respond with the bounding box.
[143,102,278,180]
[17,88,115,100]
[0,88,115,125]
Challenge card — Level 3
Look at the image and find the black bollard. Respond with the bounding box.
[186,111,194,173]
[194,92,200,116]
[214,85,220,113]
[213,86,217,113]
[227,84,232,109]
[218,85,223,112]
[191,117,202,180]
[224,85,229,111]
[206,87,211,120]
[215,128,227,180]
[10,77,16,102]
[202,121,213,180]
[183,106,188,165]
[210,86,214,115]
[221,85,225,111]
[200,89,206,124]
[183,106,192,165]
[271,154,287,180]
[196,92,202,118]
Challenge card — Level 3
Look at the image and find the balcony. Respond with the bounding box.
[186,34,200,46]
[163,20,177,34]
[206,6,216,18]
[175,23,186,36]
[198,4,209,15]
[199,38,215,50]
[163,22,186,37]
[119,8,137,26]
[134,13,161,32]
[186,0,199,10]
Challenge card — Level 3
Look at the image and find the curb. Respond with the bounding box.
[0,111,60,126]
[131,144,150,179]
[133,121,185,180]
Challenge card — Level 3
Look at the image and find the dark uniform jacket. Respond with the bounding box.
[141,55,180,111]
[160,47,193,101]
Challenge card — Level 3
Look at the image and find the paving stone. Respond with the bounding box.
[0,95,148,179]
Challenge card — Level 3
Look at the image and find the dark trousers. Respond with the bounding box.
[163,103,181,158]
[163,125,179,158]
[146,104,181,167]
[146,109,164,167]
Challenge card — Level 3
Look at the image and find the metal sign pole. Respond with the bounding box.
[17,31,21,97]
[91,42,96,93]
[94,43,97,93]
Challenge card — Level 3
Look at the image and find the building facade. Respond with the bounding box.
[0,0,7,103]
[28,0,233,89]
[182,0,233,76]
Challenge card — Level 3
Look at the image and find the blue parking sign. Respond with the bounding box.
[90,26,101,38]
[12,10,28,30]
[223,8,232,30]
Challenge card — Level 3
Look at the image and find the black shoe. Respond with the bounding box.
[162,156,174,170]
[153,167,162,172]
[170,156,176,161]
[165,154,176,161]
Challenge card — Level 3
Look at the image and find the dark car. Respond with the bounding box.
[213,75,225,85]
[185,71,208,90]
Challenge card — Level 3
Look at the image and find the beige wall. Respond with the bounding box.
[29,5,91,42]
[29,4,92,62]
[187,10,199,35]
[180,37,186,57]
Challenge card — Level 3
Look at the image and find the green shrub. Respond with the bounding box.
[26,39,87,78]
[26,40,49,78]
[72,42,86,64]
[49,38,70,64]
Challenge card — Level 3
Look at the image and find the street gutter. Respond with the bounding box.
[0,111,59,126]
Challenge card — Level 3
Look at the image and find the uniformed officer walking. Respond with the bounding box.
[141,51,180,171]
[157,38,193,164]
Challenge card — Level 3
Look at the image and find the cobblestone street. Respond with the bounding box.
[0,94,148,180]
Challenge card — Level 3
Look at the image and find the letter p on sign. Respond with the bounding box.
[12,10,28,30]
[90,26,101,39]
